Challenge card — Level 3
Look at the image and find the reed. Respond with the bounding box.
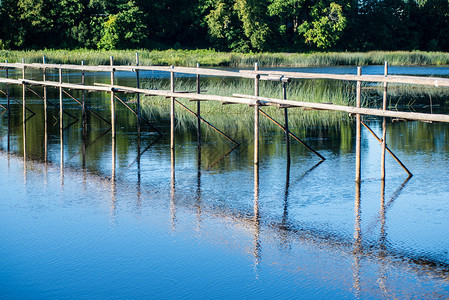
[2,49,449,67]
[139,77,355,131]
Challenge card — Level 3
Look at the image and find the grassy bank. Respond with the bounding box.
[2,49,449,67]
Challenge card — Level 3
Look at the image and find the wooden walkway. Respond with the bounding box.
[1,58,448,180]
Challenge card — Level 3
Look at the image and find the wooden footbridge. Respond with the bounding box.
[2,55,449,180]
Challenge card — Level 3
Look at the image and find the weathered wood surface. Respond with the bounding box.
[2,62,449,86]
[0,63,258,79]
[95,83,449,123]
[2,75,449,123]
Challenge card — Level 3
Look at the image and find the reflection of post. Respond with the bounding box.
[110,56,116,139]
[352,181,362,297]
[197,63,201,145]
[82,119,87,189]
[170,65,175,149]
[136,125,142,212]
[253,163,261,271]
[195,142,202,233]
[355,67,362,183]
[280,157,292,251]
[378,179,387,296]
[254,62,260,165]
[110,135,117,222]
[381,62,388,180]
[60,115,64,186]
[170,148,176,231]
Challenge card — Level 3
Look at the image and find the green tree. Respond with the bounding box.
[300,2,346,49]
[203,0,250,51]
[97,0,148,49]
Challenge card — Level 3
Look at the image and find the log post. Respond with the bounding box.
[110,56,116,139]
[6,60,10,152]
[170,65,175,149]
[283,81,290,162]
[254,62,260,165]
[43,56,47,114]
[5,60,9,118]
[355,67,362,183]
[22,58,26,124]
[81,61,86,122]
[59,66,63,132]
[197,63,201,145]
[381,62,388,181]
[136,53,141,134]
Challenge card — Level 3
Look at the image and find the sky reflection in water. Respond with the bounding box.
[0,66,449,299]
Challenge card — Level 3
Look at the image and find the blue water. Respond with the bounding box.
[0,66,449,299]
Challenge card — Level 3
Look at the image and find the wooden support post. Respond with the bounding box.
[110,56,116,139]
[43,56,48,164]
[81,61,86,121]
[170,65,175,149]
[254,62,260,165]
[355,67,362,183]
[381,61,388,181]
[197,63,201,145]
[5,60,9,117]
[283,81,290,162]
[59,66,63,132]
[136,53,141,135]
[5,60,10,152]
[43,56,47,114]
[22,59,26,124]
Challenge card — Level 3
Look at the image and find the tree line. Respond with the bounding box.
[1,0,448,52]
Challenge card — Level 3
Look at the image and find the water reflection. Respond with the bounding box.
[1,68,449,298]
[352,181,362,297]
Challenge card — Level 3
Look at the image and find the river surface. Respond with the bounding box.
[0,65,449,299]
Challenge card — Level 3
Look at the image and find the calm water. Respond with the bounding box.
[0,65,449,299]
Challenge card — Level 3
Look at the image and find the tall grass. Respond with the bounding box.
[139,77,356,131]
[2,49,449,67]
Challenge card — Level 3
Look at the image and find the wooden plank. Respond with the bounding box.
[239,70,449,87]
[2,75,449,124]
[232,93,449,123]
[2,62,449,86]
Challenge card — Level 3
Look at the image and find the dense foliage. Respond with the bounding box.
[0,0,448,52]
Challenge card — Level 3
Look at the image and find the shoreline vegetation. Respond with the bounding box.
[2,49,449,67]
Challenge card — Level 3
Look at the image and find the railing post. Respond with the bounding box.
[81,61,86,121]
[59,66,63,131]
[136,53,141,134]
[355,66,362,183]
[59,66,64,172]
[197,63,201,145]
[170,65,175,149]
[283,80,290,162]
[381,61,388,181]
[43,56,47,112]
[254,62,260,165]
[110,56,116,139]
[22,58,26,124]
[5,60,9,117]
